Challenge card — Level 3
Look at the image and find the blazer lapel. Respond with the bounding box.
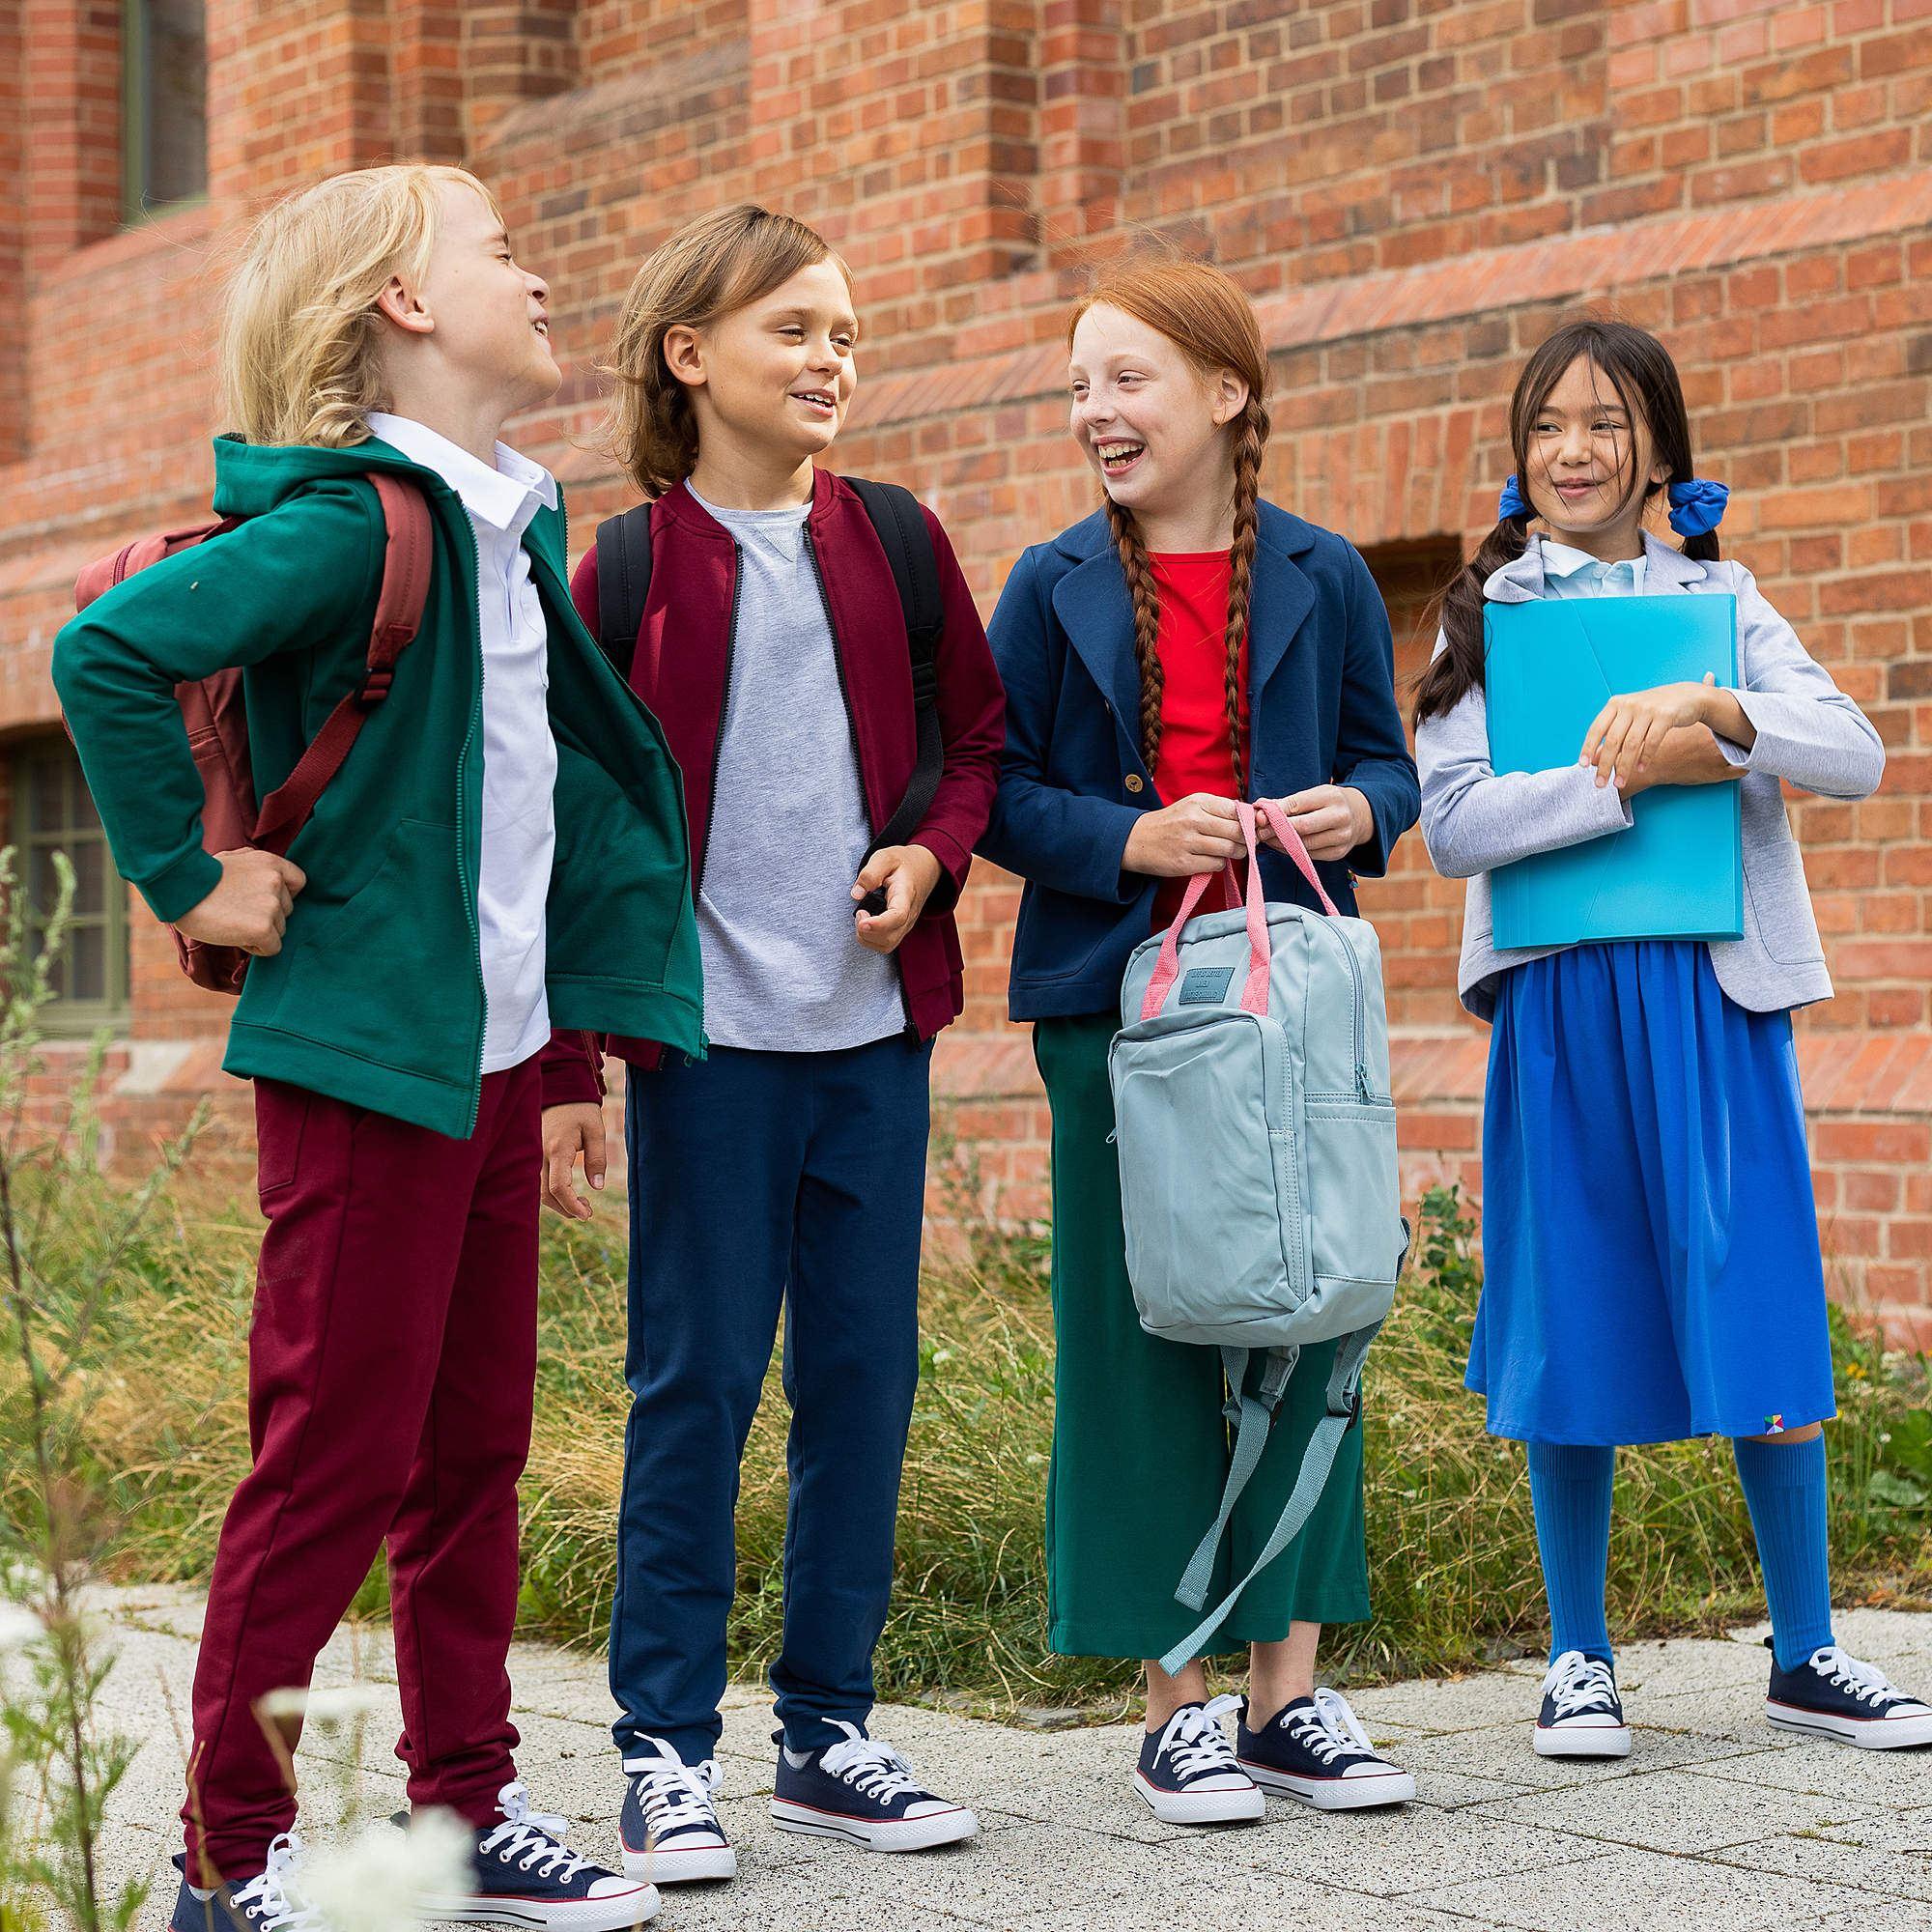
[1050,550,1147,771]
[1245,537,1317,718]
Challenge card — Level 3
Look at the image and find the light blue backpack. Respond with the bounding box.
[1109,801,1406,1674]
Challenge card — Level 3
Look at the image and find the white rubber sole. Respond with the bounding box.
[417,1882,661,1929]
[1237,1758,1416,1810]
[1534,1721,1634,1759]
[619,1838,739,1884]
[1767,1699,1932,1748]
[770,1797,980,1852]
[1131,1770,1266,1825]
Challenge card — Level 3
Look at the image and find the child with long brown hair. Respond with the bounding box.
[980,255,1421,1822]
[1415,318,1929,1759]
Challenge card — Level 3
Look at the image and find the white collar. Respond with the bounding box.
[1539,536,1644,580]
[365,412,557,534]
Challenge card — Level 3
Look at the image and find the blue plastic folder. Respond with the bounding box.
[1483,594,1744,950]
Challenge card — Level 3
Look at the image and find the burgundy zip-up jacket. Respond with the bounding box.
[539,468,1006,1110]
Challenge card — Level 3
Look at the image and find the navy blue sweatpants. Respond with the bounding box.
[610,1035,933,1765]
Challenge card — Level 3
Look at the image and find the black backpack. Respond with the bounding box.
[594,478,944,914]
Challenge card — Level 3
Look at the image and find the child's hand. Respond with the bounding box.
[1580,673,1720,790]
[1259,785,1374,862]
[853,843,944,954]
[175,849,306,954]
[542,1101,607,1219]
[1630,724,1746,792]
[1122,793,1244,876]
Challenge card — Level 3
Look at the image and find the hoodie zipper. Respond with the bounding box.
[447,506,489,1139]
[695,545,743,903]
[802,521,915,1034]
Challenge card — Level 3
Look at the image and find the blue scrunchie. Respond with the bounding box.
[1666,477,1729,537]
[1498,471,1729,536]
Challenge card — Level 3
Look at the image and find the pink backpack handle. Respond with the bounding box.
[1138,800,1341,1022]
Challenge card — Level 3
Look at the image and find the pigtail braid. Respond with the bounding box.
[1108,497,1166,775]
[1221,398,1267,798]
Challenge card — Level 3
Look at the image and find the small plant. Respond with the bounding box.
[0,847,200,1930]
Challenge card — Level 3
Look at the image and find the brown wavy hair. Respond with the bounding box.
[1412,316,1717,725]
[604,204,853,498]
[1069,256,1271,794]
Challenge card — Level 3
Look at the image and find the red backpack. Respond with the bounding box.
[72,474,433,994]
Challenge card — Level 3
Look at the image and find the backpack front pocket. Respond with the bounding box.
[1302,1096,1404,1290]
[1108,1009,1309,1344]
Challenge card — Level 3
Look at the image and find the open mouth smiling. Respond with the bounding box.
[1095,439,1146,475]
[792,387,838,416]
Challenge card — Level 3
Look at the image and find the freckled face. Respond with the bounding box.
[1068,303,1238,526]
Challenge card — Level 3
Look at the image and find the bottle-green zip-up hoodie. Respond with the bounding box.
[51,433,704,1140]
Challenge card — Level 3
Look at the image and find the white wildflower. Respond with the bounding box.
[302,1807,470,1931]
[255,1682,391,1726]
[0,1602,43,1655]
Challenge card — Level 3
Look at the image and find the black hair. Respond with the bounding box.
[1412,317,1718,725]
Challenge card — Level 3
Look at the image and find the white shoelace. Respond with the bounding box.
[226,1833,325,1931]
[1806,1645,1908,1708]
[819,1720,927,1803]
[478,1781,593,1883]
[1155,1693,1244,1781]
[1542,1650,1619,1719]
[623,1743,724,1840]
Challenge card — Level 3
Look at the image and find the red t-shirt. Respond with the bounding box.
[1148,552,1248,929]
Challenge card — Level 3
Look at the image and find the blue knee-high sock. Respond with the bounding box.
[1526,1442,1616,1663]
[1733,1433,1834,1670]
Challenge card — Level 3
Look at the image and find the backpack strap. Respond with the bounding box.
[1158,1320,1384,1678]
[1172,1345,1300,1616]
[848,477,946,862]
[250,474,433,856]
[593,501,655,684]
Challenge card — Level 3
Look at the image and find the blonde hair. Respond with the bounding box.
[217,163,503,447]
[604,204,851,498]
[1070,255,1272,792]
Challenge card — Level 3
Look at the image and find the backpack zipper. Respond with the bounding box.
[1321,921,1373,1100]
[802,521,915,1034]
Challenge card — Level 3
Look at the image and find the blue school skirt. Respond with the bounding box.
[1467,940,1836,1446]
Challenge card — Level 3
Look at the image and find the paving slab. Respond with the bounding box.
[51,1588,1932,1932]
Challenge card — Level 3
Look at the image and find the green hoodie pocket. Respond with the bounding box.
[265,818,479,1086]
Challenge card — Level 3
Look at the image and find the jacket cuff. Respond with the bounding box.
[911,825,971,917]
[138,847,224,926]
[540,1032,606,1110]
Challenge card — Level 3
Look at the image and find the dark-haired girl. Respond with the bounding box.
[1415,318,1931,1757]
[981,257,1421,1821]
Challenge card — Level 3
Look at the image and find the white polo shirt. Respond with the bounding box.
[366,412,559,1074]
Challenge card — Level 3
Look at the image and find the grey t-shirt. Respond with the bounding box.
[687,485,905,1052]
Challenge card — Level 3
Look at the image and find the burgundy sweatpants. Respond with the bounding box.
[182,1058,541,1882]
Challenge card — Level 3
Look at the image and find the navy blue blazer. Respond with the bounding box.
[980,503,1421,1021]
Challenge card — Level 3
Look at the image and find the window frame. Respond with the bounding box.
[13,738,131,1037]
[120,0,209,226]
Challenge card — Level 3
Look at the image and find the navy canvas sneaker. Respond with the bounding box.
[170,1834,327,1931]
[1766,1643,1932,1748]
[619,1738,737,1884]
[1236,1688,1416,1809]
[770,1720,979,1852]
[1133,1694,1264,1825]
[1534,1650,1633,1759]
[418,1781,660,1928]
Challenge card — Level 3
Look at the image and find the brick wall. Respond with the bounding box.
[3,0,1931,1346]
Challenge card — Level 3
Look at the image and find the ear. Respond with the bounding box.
[662,323,707,392]
[1210,368,1250,428]
[374,273,434,339]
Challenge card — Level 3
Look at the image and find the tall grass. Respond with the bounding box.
[28,1166,1932,1718]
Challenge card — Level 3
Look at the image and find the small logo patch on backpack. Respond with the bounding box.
[1178,966,1236,1007]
